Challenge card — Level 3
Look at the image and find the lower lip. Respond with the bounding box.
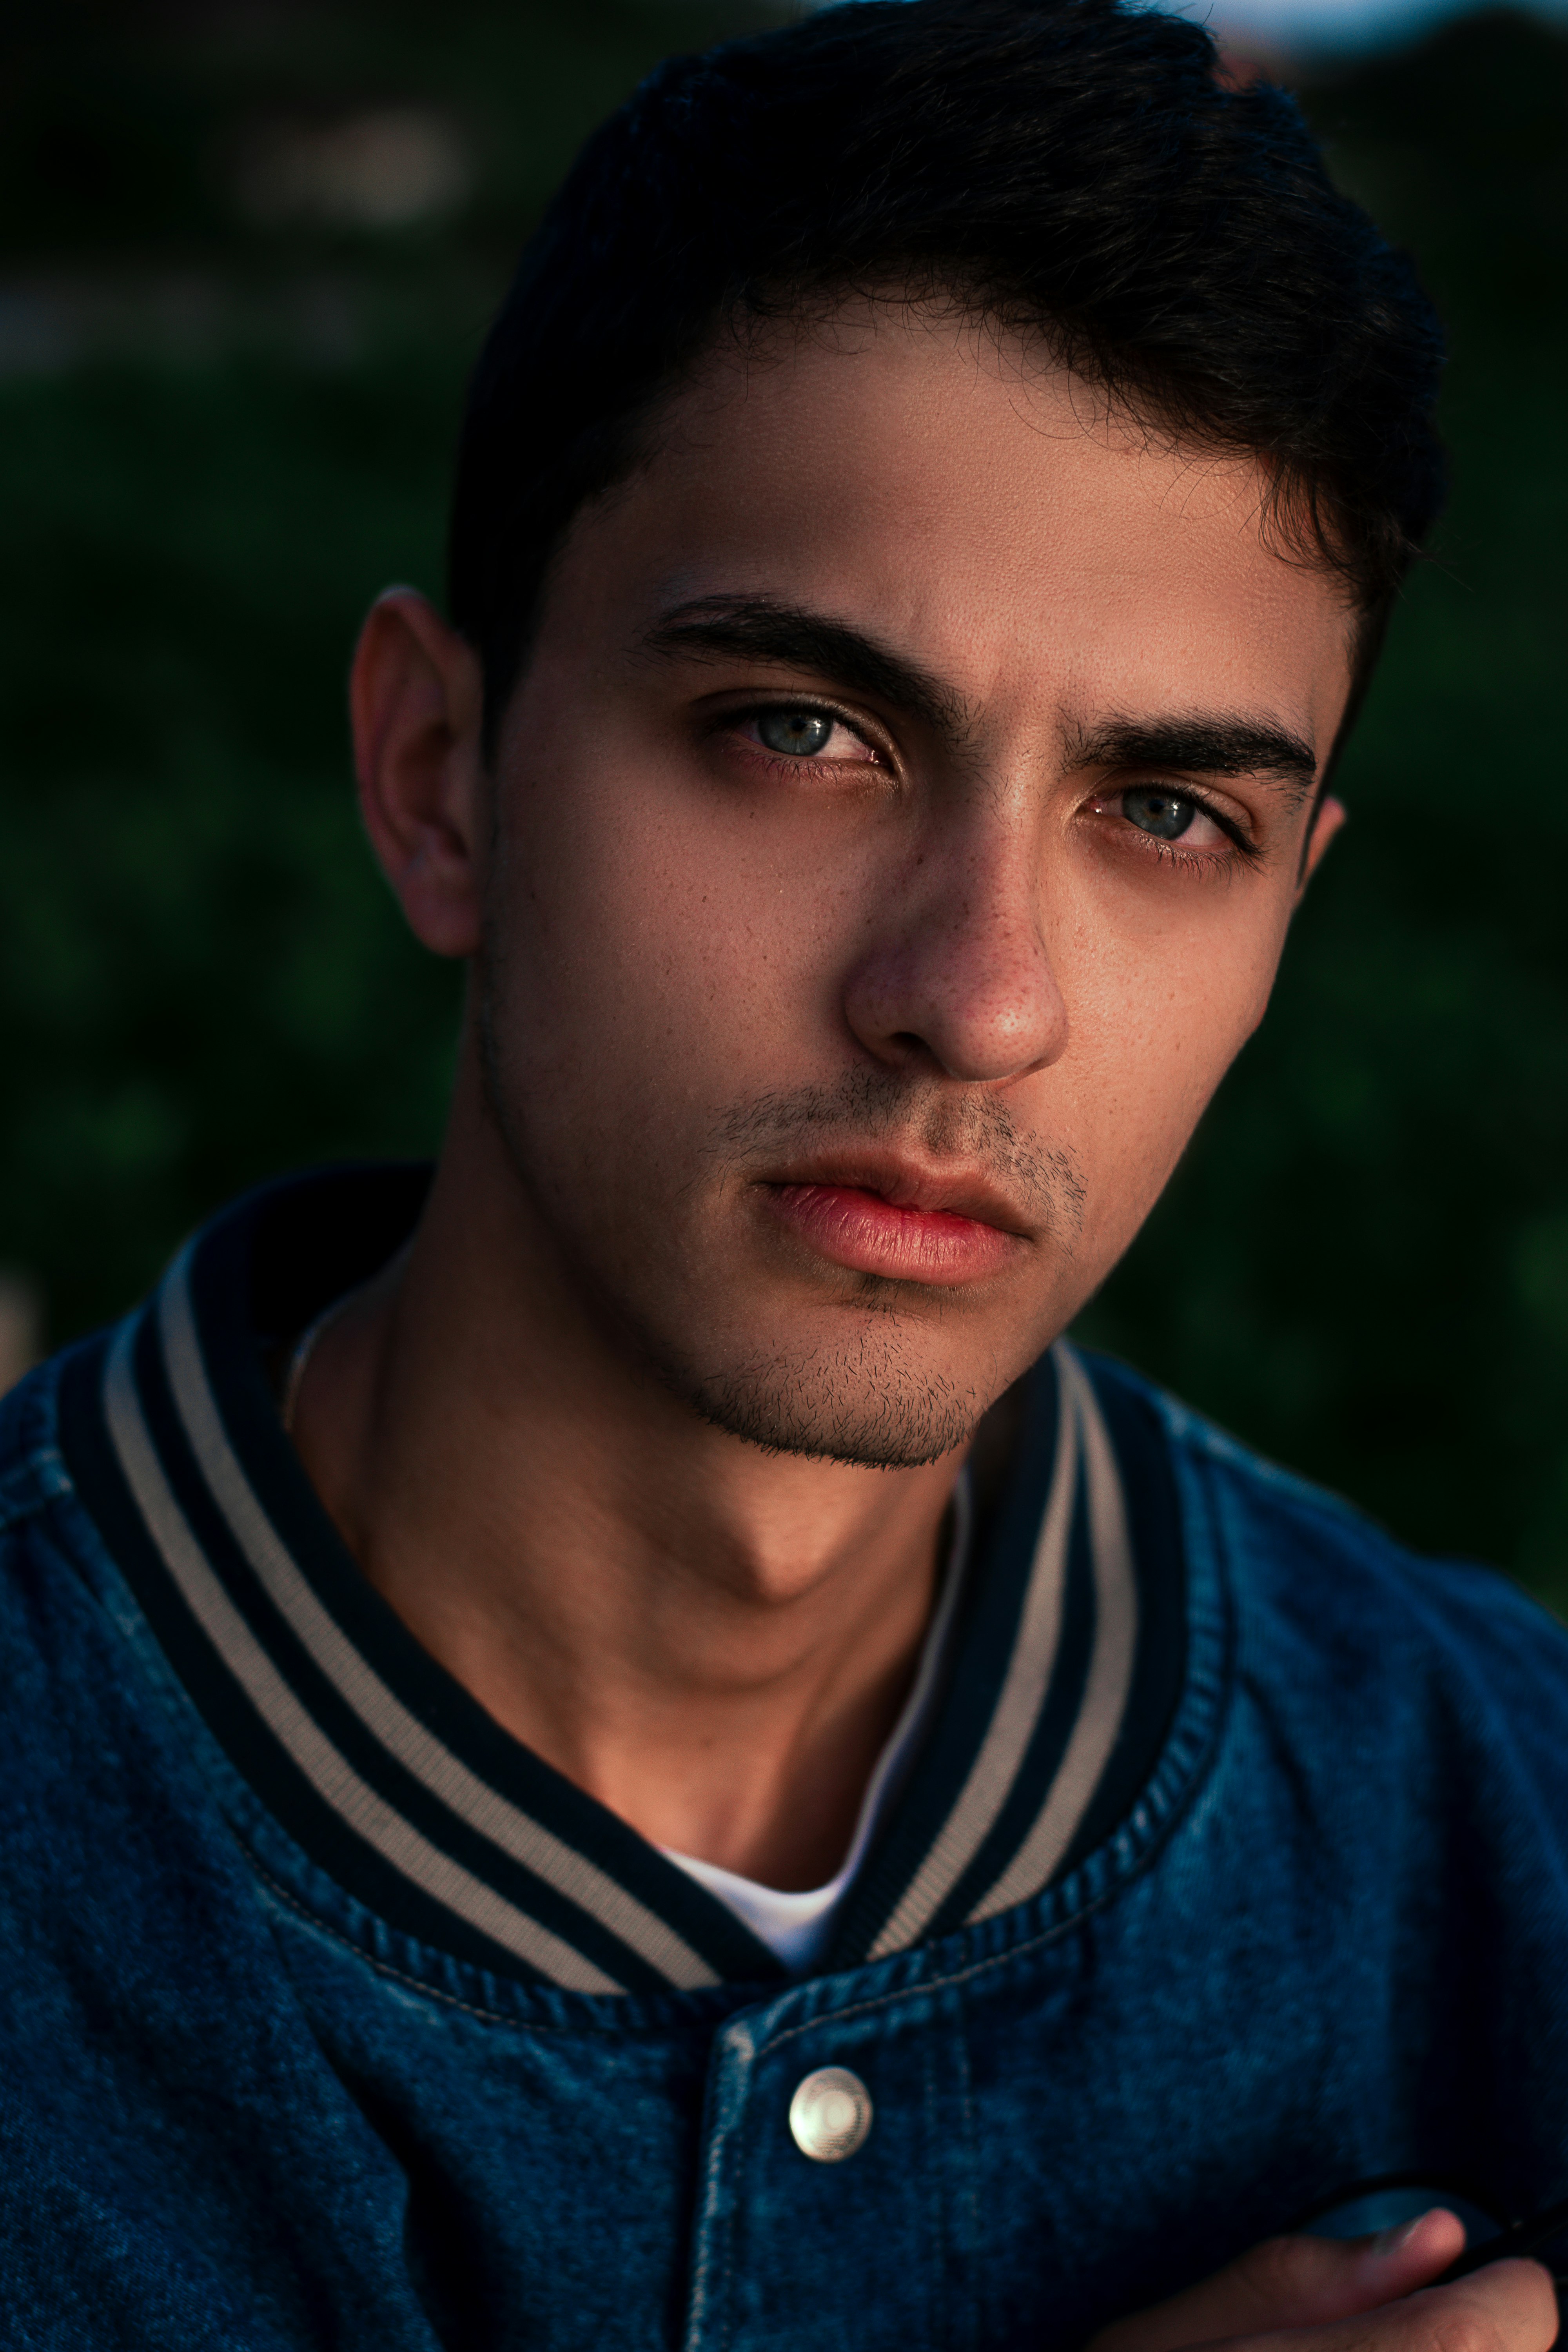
[763,1183,1019,1286]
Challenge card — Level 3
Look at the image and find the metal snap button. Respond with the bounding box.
[788,2065,873,2163]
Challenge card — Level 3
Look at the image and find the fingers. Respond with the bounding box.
[1089,2213,1470,2352]
[1242,2259,1559,2352]
[1395,2259,1560,2352]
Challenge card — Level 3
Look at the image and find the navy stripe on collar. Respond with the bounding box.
[59,1167,1184,1996]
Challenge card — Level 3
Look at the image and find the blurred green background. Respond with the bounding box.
[1,2,1564,1601]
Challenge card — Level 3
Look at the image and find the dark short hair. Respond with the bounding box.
[449,0,1445,745]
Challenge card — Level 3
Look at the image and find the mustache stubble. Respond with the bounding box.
[709,1065,1087,1248]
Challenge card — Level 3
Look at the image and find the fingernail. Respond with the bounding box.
[1370,2214,1436,2258]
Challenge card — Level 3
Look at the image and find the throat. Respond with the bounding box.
[282,1159,972,1896]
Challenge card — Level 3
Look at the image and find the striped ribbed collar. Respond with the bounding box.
[59,1167,1184,1998]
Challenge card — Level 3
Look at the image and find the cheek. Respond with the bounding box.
[1054,882,1291,1218]
[485,753,840,1126]
[1065,833,1291,1041]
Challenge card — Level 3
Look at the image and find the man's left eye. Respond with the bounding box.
[1123,786,1198,840]
[754,708,836,757]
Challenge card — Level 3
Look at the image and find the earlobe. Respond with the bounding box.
[1296,792,1347,893]
[350,588,488,959]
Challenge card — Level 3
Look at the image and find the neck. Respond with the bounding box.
[290,1081,968,1891]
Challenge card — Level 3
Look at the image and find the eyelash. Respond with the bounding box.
[1093,788,1261,878]
[1138,837,1246,882]
[714,702,1261,874]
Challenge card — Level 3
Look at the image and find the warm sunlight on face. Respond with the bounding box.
[468,307,1353,1467]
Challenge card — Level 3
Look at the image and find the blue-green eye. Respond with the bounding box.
[755,708,834,757]
[1123,786,1196,840]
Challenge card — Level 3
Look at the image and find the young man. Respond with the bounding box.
[3,2,1565,2346]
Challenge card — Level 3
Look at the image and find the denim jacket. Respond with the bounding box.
[3,1178,1568,2350]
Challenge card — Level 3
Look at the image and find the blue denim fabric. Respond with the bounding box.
[4,1342,1568,2350]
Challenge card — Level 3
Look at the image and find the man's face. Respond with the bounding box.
[474,308,1352,1466]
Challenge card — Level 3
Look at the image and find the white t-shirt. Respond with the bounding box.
[661,1478,972,1971]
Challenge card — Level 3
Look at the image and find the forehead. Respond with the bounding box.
[553,306,1355,744]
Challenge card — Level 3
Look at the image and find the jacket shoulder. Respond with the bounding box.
[0,1350,80,1543]
[1086,1350,1568,1747]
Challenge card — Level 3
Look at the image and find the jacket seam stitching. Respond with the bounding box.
[246,1853,558,2032]
[754,1868,1136,2055]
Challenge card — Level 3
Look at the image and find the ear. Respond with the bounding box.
[350,589,488,958]
[1296,790,1347,895]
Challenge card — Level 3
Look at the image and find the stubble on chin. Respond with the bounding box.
[676,1314,988,1470]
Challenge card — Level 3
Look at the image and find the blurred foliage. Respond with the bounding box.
[0,0,770,1337]
[0,1,1565,1599]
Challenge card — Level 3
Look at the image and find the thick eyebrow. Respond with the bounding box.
[638,593,971,748]
[641,600,1320,803]
[1065,715,1320,806]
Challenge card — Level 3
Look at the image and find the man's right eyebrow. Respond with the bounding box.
[637,593,971,747]
[1064,713,1322,803]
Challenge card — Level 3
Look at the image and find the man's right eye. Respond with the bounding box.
[754,709,835,757]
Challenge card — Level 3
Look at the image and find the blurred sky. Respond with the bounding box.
[1198,0,1568,51]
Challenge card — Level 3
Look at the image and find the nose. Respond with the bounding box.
[840,816,1067,1083]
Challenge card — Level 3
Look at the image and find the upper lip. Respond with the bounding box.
[761,1151,1030,1236]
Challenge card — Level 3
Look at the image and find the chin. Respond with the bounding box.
[659,1332,991,1470]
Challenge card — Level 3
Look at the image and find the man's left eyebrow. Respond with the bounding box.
[1065,716,1320,805]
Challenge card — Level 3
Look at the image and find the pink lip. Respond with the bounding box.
[763,1180,1022,1286]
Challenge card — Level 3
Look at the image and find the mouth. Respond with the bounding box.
[756,1158,1027,1288]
